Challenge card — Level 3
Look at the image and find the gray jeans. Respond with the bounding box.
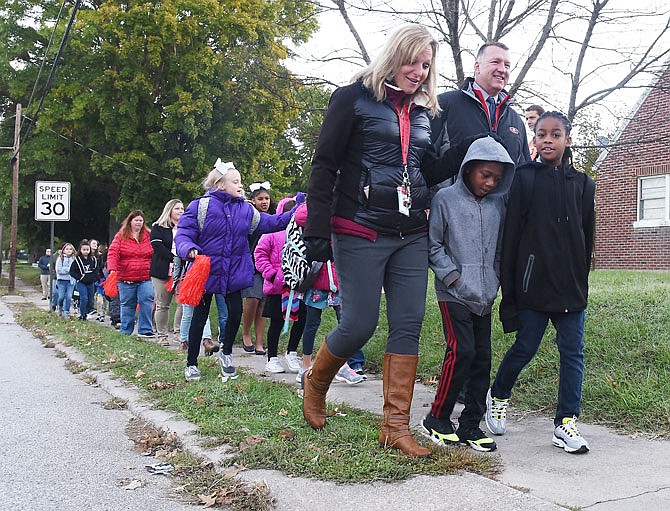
[327,232,428,357]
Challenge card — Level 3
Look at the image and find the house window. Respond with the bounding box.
[634,174,670,228]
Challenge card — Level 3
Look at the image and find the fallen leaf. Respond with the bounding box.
[122,479,144,490]
[222,468,239,479]
[193,395,206,404]
[279,430,295,440]
[199,493,217,508]
[135,370,145,379]
[238,434,266,451]
[278,408,288,416]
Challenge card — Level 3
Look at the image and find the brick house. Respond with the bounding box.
[594,64,670,270]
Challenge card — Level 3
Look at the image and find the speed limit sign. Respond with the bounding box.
[35,181,71,221]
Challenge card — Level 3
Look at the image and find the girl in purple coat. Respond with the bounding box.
[175,159,304,382]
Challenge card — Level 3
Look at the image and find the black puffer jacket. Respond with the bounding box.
[499,161,596,333]
[431,77,531,176]
[306,81,434,238]
[150,224,175,280]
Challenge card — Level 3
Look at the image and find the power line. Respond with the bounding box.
[21,0,69,135]
[17,0,82,158]
[25,115,175,183]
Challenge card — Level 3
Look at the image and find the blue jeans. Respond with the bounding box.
[57,280,75,315]
[180,304,212,343]
[187,293,231,366]
[491,309,585,425]
[50,279,59,311]
[180,294,227,344]
[76,282,95,319]
[118,280,154,335]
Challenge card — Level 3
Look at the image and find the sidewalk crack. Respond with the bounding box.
[582,485,670,509]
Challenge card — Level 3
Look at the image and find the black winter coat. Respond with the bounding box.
[499,161,596,333]
[150,224,175,280]
[305,82,464,239]
[430,77,531,177]
[69,255,99,284]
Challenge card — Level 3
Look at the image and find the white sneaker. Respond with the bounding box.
[296,367,308,385]
[334,363,364,384]
[184,365,202,382]
[218,353,238,382]
[283,351,301,373]
[553,416,589,454]
[485,388,508,435]
[265,357,285,373]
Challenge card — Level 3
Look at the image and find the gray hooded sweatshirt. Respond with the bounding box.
[429,136,515,316]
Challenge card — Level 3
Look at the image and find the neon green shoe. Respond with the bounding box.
[421,414,459,446]
[456,427,497,452]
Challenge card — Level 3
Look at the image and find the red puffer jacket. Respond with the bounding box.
[107,229,153,282]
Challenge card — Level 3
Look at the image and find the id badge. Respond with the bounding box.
[397,185,410,217]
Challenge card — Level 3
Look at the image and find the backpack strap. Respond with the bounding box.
[249,207,261,235]
[326,261,336,293]
[197,196,210,232]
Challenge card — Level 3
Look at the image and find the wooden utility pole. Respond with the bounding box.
[9,103,21,293]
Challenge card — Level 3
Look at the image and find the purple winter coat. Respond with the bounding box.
[254,197,295,296]
[175,190,297,296]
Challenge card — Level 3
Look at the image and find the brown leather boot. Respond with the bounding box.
[379,353,431,458]
[203,338,220,356]
[302,341,347,429]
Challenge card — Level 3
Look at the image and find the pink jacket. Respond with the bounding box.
[293,203,339,291]
[254,197,295,296]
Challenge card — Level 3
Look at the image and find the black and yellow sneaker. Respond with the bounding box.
[421,413,460,446]
[456,427,497,452]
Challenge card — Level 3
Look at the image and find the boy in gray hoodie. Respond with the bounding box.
[421,136,514,452]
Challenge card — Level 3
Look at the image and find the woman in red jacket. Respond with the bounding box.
[107,210,155,337]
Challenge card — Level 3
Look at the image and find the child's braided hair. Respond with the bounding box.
[535,111,573,166]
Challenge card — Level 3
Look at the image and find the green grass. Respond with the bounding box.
[3,262,42,288]
[18,310,495,483]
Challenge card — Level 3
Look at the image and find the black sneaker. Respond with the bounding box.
[456,426,497,452]
[421,413,460,446]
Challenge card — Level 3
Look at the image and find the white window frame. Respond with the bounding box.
[634,174,670,228]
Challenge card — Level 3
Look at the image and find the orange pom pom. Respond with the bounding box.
[164,277,174,292]
[177,255,210,306]
[103,271,119,298]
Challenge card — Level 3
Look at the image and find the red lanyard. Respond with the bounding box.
[395,102,411,167]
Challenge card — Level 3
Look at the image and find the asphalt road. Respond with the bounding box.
[0,299,199,511]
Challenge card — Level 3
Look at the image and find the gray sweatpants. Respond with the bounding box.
[326,232,428,357]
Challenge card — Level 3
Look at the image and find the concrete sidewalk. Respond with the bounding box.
[6,278,670,510]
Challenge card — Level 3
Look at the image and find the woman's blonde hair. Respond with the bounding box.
[202,159,237,191]
[154,199,183,228]
[352,24,440,116]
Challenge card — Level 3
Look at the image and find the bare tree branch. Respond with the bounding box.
[508,0,558,96]
[332,0,371,64]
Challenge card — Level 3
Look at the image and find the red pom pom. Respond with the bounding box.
[164,277,174,292]
[176,255,210,306]
[103,271,119,298]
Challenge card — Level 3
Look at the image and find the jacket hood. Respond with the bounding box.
[276,196,296,215]
[456,136,515,198]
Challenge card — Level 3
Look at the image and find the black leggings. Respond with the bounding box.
[187,290,243,366]
[265,296,306,360]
